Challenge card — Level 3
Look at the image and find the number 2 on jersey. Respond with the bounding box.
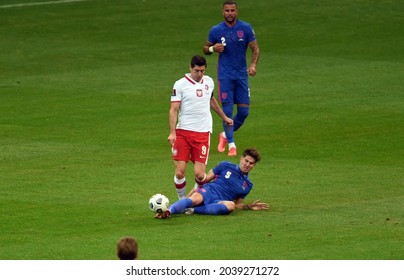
[221,37,227,46]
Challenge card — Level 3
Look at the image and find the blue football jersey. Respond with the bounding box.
[208,20,256,79]
[208,161,253,201]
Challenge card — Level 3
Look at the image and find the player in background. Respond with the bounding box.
[117,236,138,260]
[156,147,269,218]
[168,55,233,200]
[203,0,260,157]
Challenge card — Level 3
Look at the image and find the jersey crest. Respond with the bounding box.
[237,30,244,41]
[242,180,248,190]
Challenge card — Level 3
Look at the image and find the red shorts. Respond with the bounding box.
[172,129,210,164]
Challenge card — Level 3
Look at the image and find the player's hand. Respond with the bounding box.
[167,134,176,146]
[214,43,225,53]
[247,65,257,76]
[249,200,269,210]
[225,117,234,126]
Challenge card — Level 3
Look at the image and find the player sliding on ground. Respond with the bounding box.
[156,147,269,218]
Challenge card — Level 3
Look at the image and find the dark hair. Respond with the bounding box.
[223,0,237,7]
[190,55,207,68]
[243,147,261,163]
[117,236,138,260]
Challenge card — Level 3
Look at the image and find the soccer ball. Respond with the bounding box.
[149,194,170,213]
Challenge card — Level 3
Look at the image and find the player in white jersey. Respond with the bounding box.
[168,55,233,199]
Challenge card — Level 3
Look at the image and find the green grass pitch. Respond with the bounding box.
[0,0,403,260]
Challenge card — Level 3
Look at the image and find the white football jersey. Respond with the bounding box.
[171,73,215,132]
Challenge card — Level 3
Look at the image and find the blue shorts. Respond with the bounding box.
[196,185,221,205]
[218,78,250,105]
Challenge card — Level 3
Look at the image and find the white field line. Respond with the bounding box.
[0,0,91,9]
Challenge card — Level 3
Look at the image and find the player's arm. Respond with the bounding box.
[168,101,180,146]
[203,40,214,55]
[235,199,269,211]
[204,169,216,183]
[247,40,260,76]
[210,96,233,126]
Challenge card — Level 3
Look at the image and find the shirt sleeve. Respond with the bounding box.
[246,24,256,44]
[212,161,225,175]
[207,76,214,95]
[171,80,182,102]
[207,26,218,44]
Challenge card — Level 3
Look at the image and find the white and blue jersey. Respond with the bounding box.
[197,161,253,204]
[208,20,256,80]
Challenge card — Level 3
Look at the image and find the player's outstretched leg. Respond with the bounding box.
[170,197,193,214]
[155,198,194,219]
